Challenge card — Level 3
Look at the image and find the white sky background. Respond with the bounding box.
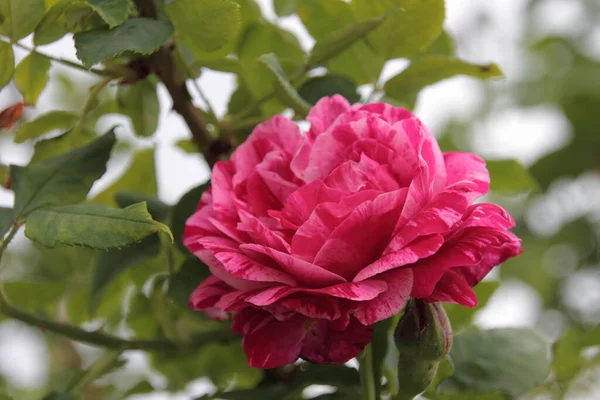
[0,0,599,398]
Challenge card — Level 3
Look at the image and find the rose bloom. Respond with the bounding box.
[184,96,522,369]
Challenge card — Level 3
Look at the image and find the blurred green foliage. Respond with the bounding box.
[0,0,598,399]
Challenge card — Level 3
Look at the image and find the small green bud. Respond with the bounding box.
[394,299,453,399]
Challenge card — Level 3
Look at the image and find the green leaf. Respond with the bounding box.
[237,21,305,115]
[34,1,86,46]
[258,53,311,116]
[175,138,197,154]
[486,159,539,194]
[424,30,456,56]
[298,75,360,105]
[444,281,500,331]
[0,207,12,237]
[552,328,584,384]
[0,0,45,40]
[30,126,97,163]
[0,41,14,91]
[168,257,209,308]
[307,10,392,68]
[171,182,209,252]
[298,0,384,85]
[582,324,600,348]
[200,386,293,400]
[42,392,79,400]
[0,164,8,188]
[191,57,241,74]
[25,202,173,250]
[11,131,116,218]
[14,110,79,143]
[14,52,52,105]
[114,192,170,222]
[73,18,173,66]
[273,0,297,16]
[152,342,262,390]
[126,290,160,338]
[117,79,159,137]
[90,234,161,313]
[384,56,503,108]
[165,0,241,55]
[350,0,445,59]
[92,148,157,206]
[441,328,551,395]
[123,380,154,397]
[88,0,132,28]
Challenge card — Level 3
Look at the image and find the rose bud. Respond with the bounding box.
[394,299,452,399]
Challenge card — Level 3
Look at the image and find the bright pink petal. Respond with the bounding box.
[189,276,231,310]
[242,244,346,286]
[243,313,308,368]
[279,180,343,228]
[306,95,352,142]
[211,161,238,220]
[358,102,413,124]
[214,251,297,286]
[279,296,342,320]
[314,190,406,280]
[237,209,291,253]
[425,269,478,307]
[385,188,473,254]
[355,234,444,281]
[245,280,387,307]
[444,152,490,201]
[300,318,372,364]
[353,268,413,325]
[410,244,480,299]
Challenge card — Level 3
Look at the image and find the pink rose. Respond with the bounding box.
[183,96,522,369]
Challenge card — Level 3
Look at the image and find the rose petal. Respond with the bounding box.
[214,251,297,286]
[354,234,444,282]
[306,95,352,142]
[314,190,406,280]
[300,318,372,364]
[353,268,413,325]
[242,312,308,368]
[358,102,412,124]
[425,269,478,307]
[444,152,490,202]
[245,280,388,307]
[242,244,346,286]
[189,276,231,310]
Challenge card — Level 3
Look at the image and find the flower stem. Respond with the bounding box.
[359,344,377,400]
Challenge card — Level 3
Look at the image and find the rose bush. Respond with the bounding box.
[184,96,522,369]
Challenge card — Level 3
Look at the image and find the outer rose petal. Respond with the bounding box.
[357,102,412,124]
[242,312,307,368]
[425,269,478,307]
[444,152,490,202]
[306,94,352,142]
[300,318,372,364]
[354,268,413,325]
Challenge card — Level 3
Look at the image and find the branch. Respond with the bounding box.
[0,288,237,350]
[132,0,228,167]
[0,224,237,351]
